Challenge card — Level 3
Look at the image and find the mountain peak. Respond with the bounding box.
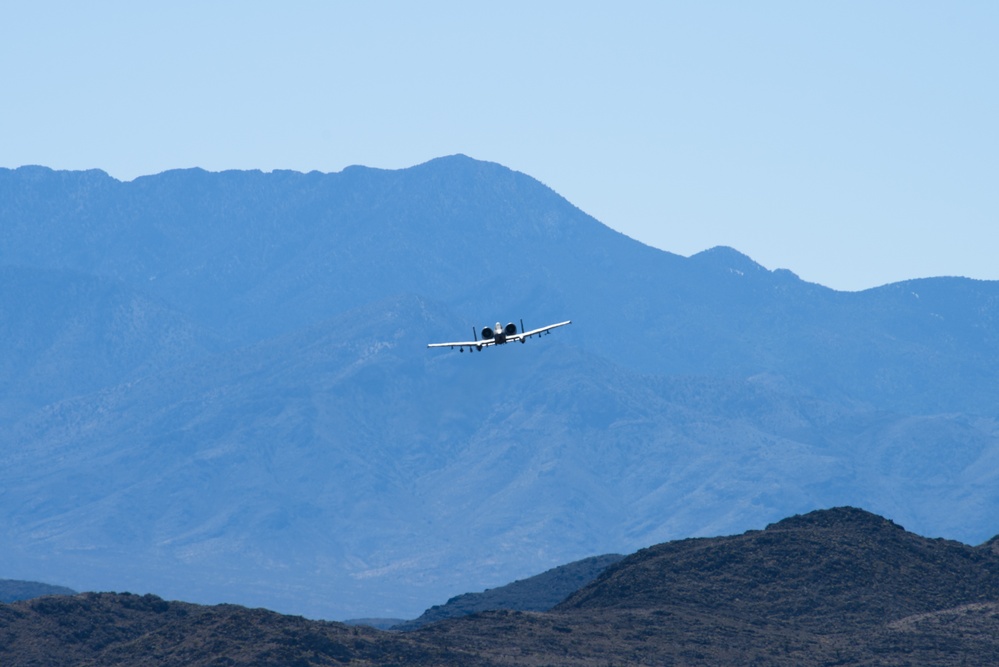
[406,153,528,187]
[689,245,766,274]
[557,508,999,629]
[981,535,999,555]
[765,506,906,534]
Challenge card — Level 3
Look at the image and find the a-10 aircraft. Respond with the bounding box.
[428,319,571,352]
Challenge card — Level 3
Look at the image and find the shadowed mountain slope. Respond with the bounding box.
[559,507,999,628]
[0,593,489,667]
[4,509,999,666]
[393,553,623,630]
[417,507,999,665]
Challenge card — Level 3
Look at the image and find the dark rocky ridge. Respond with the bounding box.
[419,507,999,665]
[3,508,999,666]
[558,507,999,628]
[0,593,488,667]
[982,534,999,555]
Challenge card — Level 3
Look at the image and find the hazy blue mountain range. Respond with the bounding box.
[0,578,75,603]
[0,266,221,420]
[1,156,997,619]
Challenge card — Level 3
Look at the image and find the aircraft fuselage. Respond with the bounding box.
[481,321,519,345]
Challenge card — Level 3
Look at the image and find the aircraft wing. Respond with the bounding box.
[427,320,571,350]
[426,338,496,350]
[513,320,572,341]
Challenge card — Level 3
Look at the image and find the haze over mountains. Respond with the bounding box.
[1,155,997,619]
[0,578,76,603]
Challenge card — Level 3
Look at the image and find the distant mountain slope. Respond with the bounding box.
[4,509,999,666]
[2,159,998,413]
[0,266,221,417]
[2,156,999,619]
[0,579,75,603]
[2,158,634,345]
[3,293,999,619]
[393,553,623,630]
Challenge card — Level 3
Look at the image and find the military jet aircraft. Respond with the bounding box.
[428,319,571,352]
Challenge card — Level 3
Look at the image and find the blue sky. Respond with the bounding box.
[3,2,996,290]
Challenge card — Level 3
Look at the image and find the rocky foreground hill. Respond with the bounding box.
[3,507,998,666]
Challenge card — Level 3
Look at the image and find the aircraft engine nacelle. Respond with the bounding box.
[481,327,495,340]
[504,322,518,336]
